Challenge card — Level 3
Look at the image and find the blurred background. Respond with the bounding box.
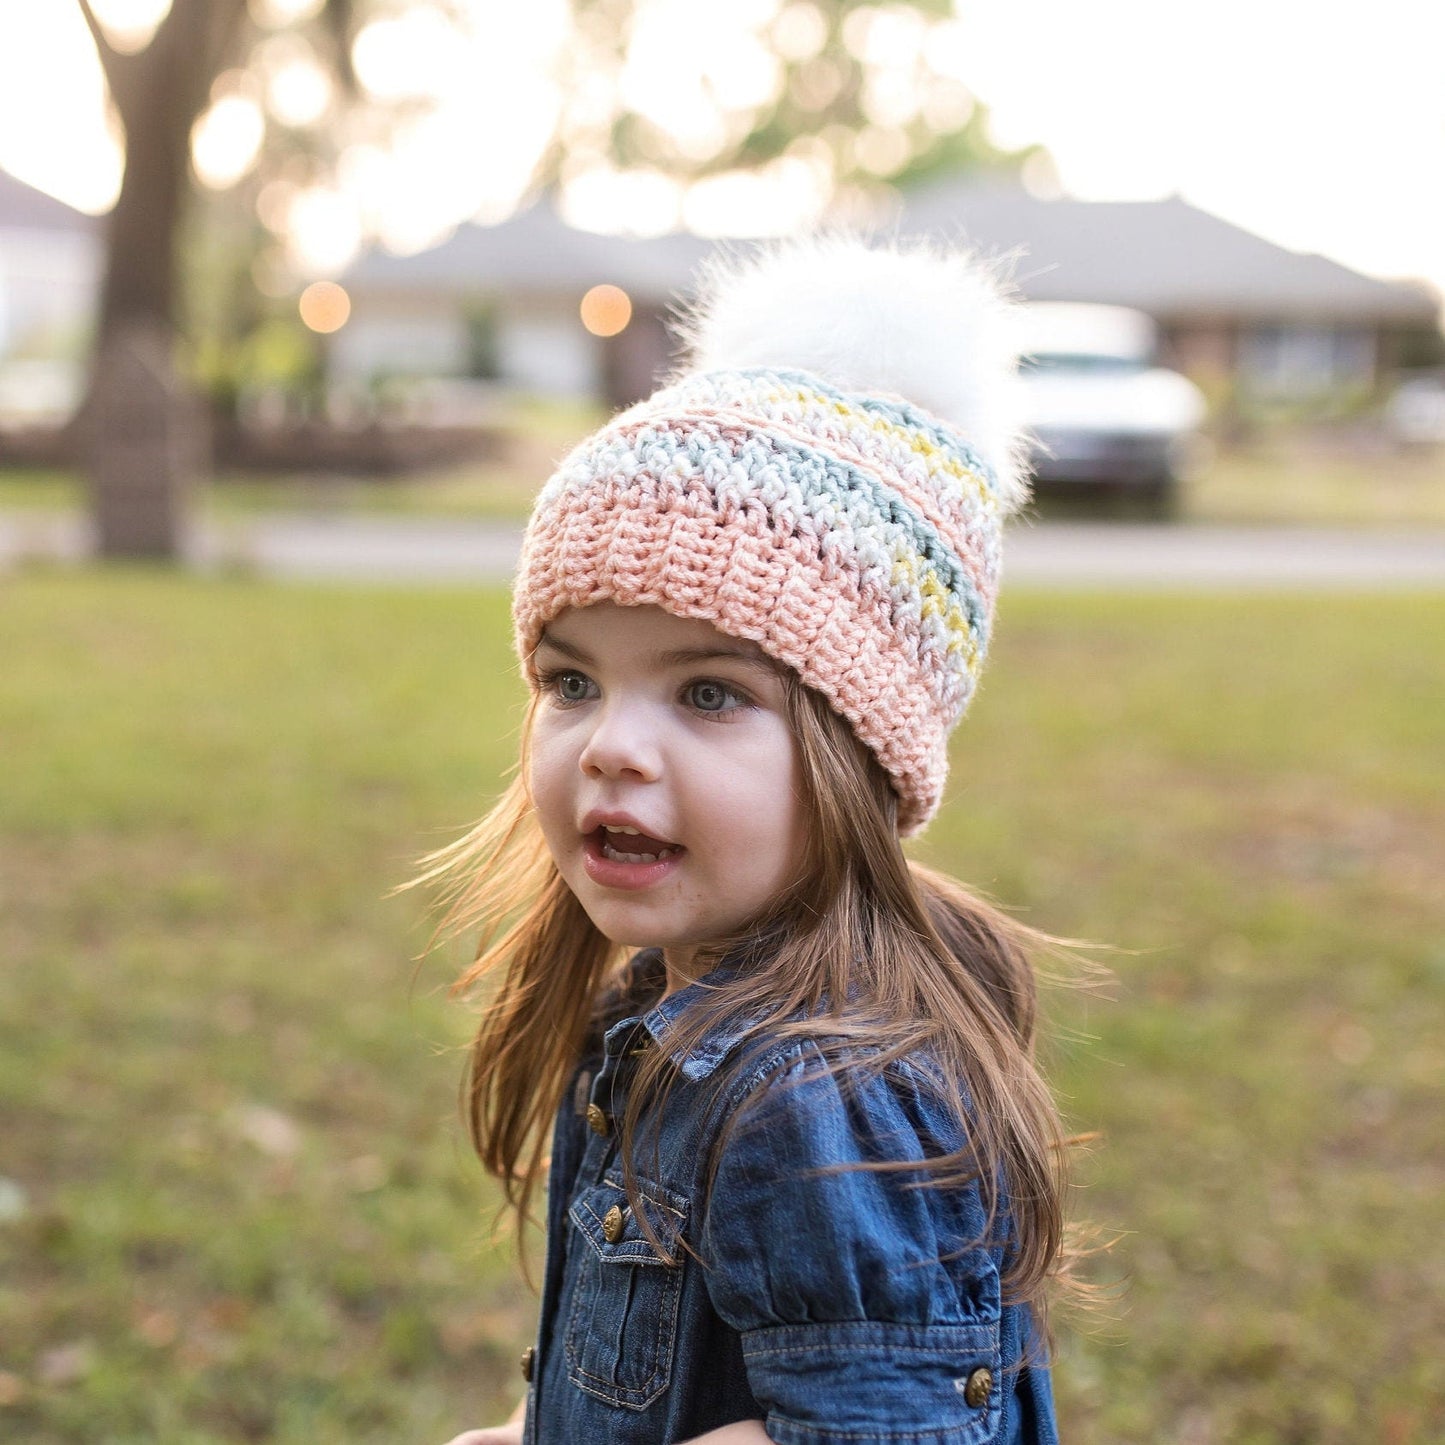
[1,2,1441,1441]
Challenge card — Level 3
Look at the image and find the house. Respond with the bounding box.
[336,184,1442,413]
[0,168,101,423]
[899,179,1442,406]
[337,202,711,412]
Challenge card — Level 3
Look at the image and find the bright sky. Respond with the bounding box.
[1,0,1442,295]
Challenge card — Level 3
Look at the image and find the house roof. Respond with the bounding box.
[0,168,98,235]
[898,179,1438,323]
[347,198,711,301]
[346,182,1439,328]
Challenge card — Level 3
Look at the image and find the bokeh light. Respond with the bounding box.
[258,34,334,128]
[298,280,351,333]
[0,0,1443,294]
[250,0,326,25]
[770,2,828,62]
[90,0,169,55]
[579,285,632,338]
[286,188,363,275]
[191,93,266,189]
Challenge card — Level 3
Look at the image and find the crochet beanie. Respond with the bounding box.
[512,236,1028,835]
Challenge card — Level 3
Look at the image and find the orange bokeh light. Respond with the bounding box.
[298,280,352,334]
[579,283,632,338]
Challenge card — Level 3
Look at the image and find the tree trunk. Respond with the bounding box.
[87,103,198,559]
[79,0,247,559]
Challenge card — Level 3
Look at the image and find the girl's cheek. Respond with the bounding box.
[523,735,558,812]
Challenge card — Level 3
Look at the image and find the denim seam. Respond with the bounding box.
[744,1341,991,1359]
[562,1251,683,1409]
[562,1174,688,1410]
[571,1180,687,1265]
[765,1412,985,1444]
[742,1321,998,1358]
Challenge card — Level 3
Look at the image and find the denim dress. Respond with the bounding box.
[521,955,1060,1445]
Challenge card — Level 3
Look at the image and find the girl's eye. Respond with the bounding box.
[685,679,746,714]
[543,670,596,704]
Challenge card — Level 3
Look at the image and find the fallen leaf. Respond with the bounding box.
[228,1103,302,1158]
[37,1341,94,1386]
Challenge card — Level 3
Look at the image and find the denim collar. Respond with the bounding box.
[600,949,762,1083]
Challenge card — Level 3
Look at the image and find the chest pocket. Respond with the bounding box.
[564,1173,689,1410]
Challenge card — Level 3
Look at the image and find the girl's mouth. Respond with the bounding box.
[581,824,685,889]
[593,823,681,864]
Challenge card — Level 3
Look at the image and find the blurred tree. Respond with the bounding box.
[561,0,1029,225]
[77,0,370,556]
[79,0,1031,559]
[79,0,248,556]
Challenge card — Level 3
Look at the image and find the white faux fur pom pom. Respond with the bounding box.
[683,236,1028,512]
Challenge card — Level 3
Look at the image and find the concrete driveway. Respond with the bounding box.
[3,512,1444,588]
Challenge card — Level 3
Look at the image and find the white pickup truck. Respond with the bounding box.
[1018,303,1208,516]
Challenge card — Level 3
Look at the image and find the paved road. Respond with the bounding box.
[4,511,1444,588]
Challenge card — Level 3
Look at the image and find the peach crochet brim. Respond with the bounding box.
[513,364,1015,835]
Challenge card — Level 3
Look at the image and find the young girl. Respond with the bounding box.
[426,238,1075,1445]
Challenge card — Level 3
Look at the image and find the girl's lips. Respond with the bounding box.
[581,830,685,891]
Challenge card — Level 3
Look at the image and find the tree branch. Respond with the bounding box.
[75,0,148,116]
[74,0,110,58]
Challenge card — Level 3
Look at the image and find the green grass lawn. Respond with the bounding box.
[1,575,1442,1443]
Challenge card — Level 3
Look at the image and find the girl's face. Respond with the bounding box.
[527,603,805,980]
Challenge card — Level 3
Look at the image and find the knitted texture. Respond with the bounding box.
[513,359,1020,835]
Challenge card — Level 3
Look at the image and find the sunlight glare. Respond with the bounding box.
[191,95,266,190]
[287,189,363,277]
[921,82,975,136]
[923,19,971,85]
[249,0,325,26]
[0,0,1441,302]
[91,0,171,54]
[853,125,910,177]
[0,5,121,212]
[682,155,831,237]
[561,167,682,236]
[353,8,464,102]
[770,2,828,61]
[861,66,924,129]
[842,6,926,68]
[621,1,783,150]
[790,56,845,113]
[267,55,333,128]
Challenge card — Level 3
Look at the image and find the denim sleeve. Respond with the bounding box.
[701,1047,1008,1445]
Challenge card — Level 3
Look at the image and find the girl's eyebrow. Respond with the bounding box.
[534,631,589,662]
[654,645,779,675]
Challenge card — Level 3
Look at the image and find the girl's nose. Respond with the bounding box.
[577,701,662,782]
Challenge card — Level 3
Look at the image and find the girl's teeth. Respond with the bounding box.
[600,840,677,864]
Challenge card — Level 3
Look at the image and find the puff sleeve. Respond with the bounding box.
[701,1045,1010,1445]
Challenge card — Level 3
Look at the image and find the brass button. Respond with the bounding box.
[585,1102,610,1137]
[963,1366,992,1408]
[602,1204,626,1243]
[520,1345,535,1383]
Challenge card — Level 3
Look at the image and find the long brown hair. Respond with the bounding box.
[417,673,1088,1323]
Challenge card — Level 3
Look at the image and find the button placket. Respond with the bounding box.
[579,1020,649,1178]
